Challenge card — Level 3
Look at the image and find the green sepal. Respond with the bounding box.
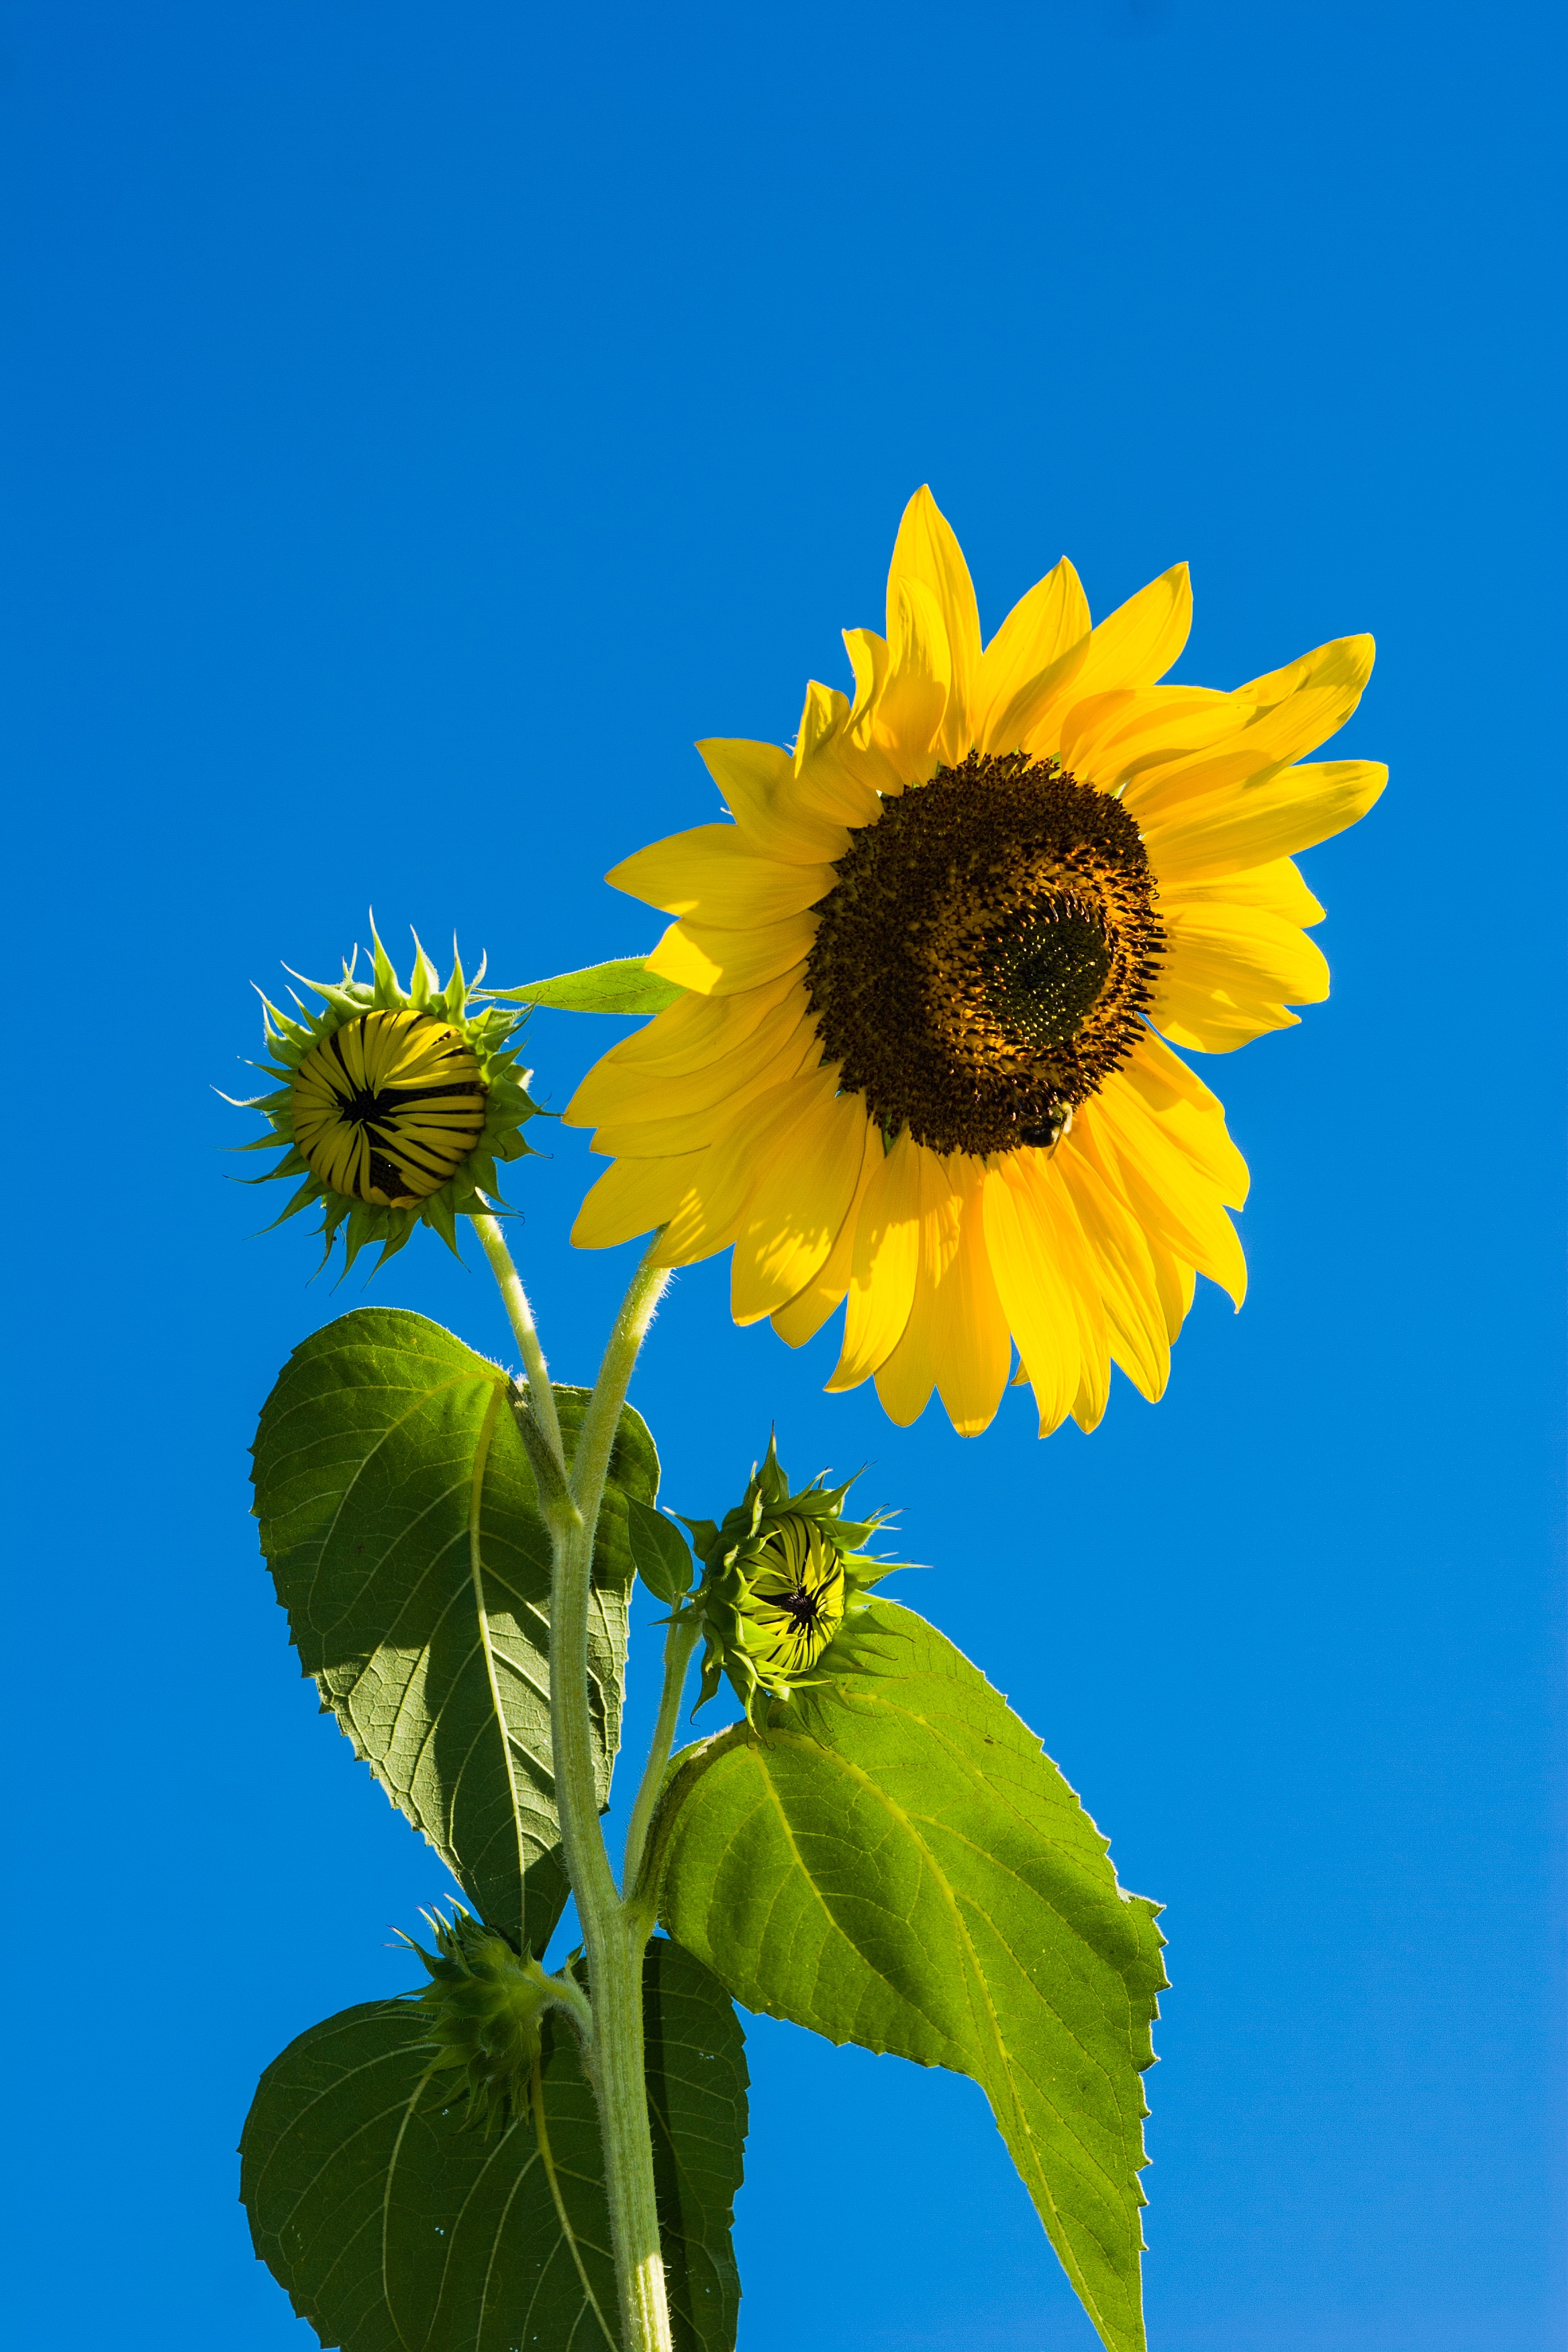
[627,1496,697,1603]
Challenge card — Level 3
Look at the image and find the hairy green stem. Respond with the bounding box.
[622,1614,701,1922]
[568,1249,673,1525]
[471,1210,566,1469]
[560,1246,675,2352]
[473,1224,676,2352]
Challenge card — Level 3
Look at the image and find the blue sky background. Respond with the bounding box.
[3,4,1562,2348]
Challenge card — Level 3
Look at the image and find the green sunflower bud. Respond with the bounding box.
[232,926,540,1273]
[401,1907,555,2135]
[686,1436,899,1727]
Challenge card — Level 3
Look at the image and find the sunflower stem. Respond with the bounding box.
[471,1210,566,1470]
[622,1612,701,1926]
[546,1242,675,2352]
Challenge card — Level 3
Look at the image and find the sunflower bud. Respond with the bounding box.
[233,927,540,1273]
[402,1907,554,2133]
[687,1437,898,1726]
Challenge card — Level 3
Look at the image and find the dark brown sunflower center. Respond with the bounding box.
[805,750,1163,1157]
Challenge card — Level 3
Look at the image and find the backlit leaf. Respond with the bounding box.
[493,959,686,1014]
[652,1600,1166,2352]
[240,1937,746,2352]
[252,1308,657,1955]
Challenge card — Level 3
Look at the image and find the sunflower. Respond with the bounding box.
[238,931,539,1272]
[567,490,1384,1436]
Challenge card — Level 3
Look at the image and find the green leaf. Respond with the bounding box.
[252,1308,658,1956]
[627,1496,695,1604]
[240,1937,747,2352]
[493,958,686,1014]
[651,1600,1167,2352]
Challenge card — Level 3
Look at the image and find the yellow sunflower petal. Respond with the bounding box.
[1055,1144,1171,1401]
[871,1151,965,1426]
[1119,1030,1250,1206]
[1034,1169,1113,1433]
[730,1085,872,1325]
[930,1161,1014,1435]
[871,576,950,771]
[795,679,852,767]
[1143,758,1389,884]
[1055,685,1240,791]
[1069,562,1192,697]
[570,973,799,1096]
[1154,904,1330,1054]
[828,1128,925,1391]
[697,738,851,865]
[1165,856,1324,928]
[982,636,1093,760]
[645,911,815,996]
[770,1139,878,1348]
[982,1155,1086,1437]
[607,824,836,928]
[571,1148,705,1251]
[886,486,981,763]
[587,1011,822,1160]
[648,1073,828,1268]
[1079,1075,1247,1306]
[567,988,812,1132]
[844,625,886,731]
[975,554,1091,748]
[1125,638,1375,822]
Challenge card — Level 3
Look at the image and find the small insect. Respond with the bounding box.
[1020,1099,1074,1155]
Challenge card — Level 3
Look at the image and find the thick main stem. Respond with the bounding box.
[475,1224,676,2352]
[546,1246,675,2352]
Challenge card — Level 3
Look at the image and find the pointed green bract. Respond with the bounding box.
[240,1938,747,2352]
[651,1600,1167,2352]
[627,1496,697,1604]
[492,957,687,1014]
[252,1307,656,1955]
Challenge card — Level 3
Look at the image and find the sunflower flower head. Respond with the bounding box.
[236,928,540,1274]
[685,1436,897,1727]
[401,1906,552,2135]
[567,487,1385,1437]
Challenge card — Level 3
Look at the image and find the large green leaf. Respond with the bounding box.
[650,1600,1167,2352]
[252,1308,657,1955]
[240,1937,747,2352]
[493,959,685,1015]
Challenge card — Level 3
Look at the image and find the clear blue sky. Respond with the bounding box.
[3,5,1561,2349]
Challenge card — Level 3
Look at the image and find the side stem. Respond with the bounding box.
[622,1614,701,1920]
[471,1210,566,1469]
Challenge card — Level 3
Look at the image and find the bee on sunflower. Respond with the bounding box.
[565,489,1385,1436]
[238,930,540,1272]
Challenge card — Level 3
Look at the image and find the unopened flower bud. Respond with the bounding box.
[687,1436,898,1727]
